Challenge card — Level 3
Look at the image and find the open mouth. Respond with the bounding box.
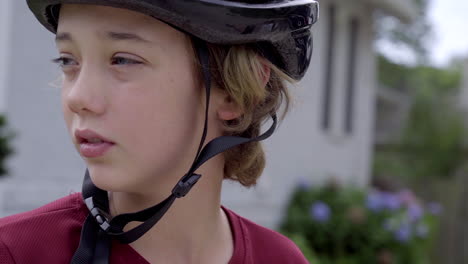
[78,137,111,144]
[75,129,115,158]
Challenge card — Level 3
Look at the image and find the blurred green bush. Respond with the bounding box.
[0,115,14,177]
[280,180,441,264]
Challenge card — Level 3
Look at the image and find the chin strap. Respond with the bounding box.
[70,38,278,264]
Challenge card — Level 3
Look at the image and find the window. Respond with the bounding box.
[344,18,359,134]
[321,4,336,131]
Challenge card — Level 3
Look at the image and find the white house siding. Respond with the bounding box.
[0,0,401,230]
[0,0,13,112]
[0,0,14,213]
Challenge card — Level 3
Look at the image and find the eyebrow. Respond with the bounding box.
[55,32,73,42]
[55,31,152,44]
[105,31,152,44]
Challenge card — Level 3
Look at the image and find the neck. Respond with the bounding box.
[108,157,233,264]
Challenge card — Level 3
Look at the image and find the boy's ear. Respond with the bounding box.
[258,57,271,88]
[217,94,243,121]
[216,56,271,122]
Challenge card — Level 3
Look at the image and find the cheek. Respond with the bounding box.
[113,70,203,159]
[61,89,73,133]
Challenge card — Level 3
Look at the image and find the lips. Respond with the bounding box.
[75,129,115,158]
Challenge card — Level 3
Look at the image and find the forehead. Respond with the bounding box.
[56,4,183,44]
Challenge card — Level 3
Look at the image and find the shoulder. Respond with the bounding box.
[224,207,309,264]
[0,193,87,263]
[0,192,86,230]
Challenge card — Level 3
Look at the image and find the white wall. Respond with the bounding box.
[0,0,13,112]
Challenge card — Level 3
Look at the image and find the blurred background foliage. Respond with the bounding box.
[375,0,432,63]
[373,34,466,264]
[374,56,464,182]
[372,0,466,260]
[0,115,14,178]
[280,0,468,262]
[281,182,440,264]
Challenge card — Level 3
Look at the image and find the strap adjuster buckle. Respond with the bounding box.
[171,173,201,198]
[85,197,111,232]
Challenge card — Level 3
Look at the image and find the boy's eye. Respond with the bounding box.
[111,57,143,65]
[51,57,78,67]
[51,55,143,68]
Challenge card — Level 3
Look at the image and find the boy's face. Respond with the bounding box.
[56,4,217,195]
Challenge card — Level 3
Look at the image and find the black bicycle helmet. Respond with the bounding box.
[27,0,318,79]
[25,1,319,263]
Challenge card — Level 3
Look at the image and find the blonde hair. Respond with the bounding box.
[200,43,295,187]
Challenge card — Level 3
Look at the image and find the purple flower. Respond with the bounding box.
[297,177,312,191]
[394,224,412,242]
[366,191,384,212]
[427,202,443,215]
[381,192,402,211]
[398,189,417,206]
[309,201,331,222]
[408,204,424,222]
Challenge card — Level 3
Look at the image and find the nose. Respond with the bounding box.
[63,64,108,116]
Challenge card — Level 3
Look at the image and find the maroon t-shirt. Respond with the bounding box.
[0,193,308,263]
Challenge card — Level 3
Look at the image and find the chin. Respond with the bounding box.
[86,164,137,193]
[86,158,186,196]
